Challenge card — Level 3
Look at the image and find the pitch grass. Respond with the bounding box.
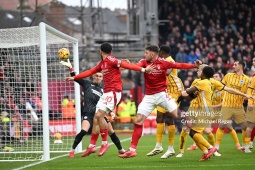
[1,133,255,170]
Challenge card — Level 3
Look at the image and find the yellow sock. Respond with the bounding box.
[179,129,188,153]
[192,133,210,148]
[194,140,207,152]
[229,129,240,145]
[215,128,224,145]
[244,137,251,146]
[156,123,165,143]
[168,125,175,146]
[242,130,246,145]
[206,132,215,146]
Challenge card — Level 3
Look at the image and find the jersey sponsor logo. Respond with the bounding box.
[92,89,102,97]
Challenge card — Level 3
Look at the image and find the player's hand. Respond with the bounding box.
[64,77,74,81]
[60,59,73,69]
[110,112,116,120]
[248,105,253,111]
[145,64,155,73]
[245,95,255,100]
[194,60,202,68]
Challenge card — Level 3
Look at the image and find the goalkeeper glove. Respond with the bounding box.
[60,59,74,72]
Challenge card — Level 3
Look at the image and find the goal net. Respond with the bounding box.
[0,23,81,161]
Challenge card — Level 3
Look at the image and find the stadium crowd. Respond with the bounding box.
[158,0,255,80]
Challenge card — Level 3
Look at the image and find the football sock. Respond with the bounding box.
[72,130,87,149]
[242,130,246,145]
[179,129,188,153]
[168,125,175,146]
[110,132,122,150]
[156,123,165,143]
[244,137,251,146]
[215,128,224,145]
[229,129,239,145]
[100,128,108,143]
[206,132,215,146]
[192,133,210,148]
[195,141,207,153]
[250,128,255,141]
[89,133,99,147]
[130,124,143,149]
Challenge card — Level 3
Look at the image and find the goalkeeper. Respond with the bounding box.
[60,59,125,158]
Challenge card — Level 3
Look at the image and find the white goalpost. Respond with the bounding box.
[0,22,81,161]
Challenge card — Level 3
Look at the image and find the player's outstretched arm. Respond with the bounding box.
[120,60,155,73]
[223,86,254,100]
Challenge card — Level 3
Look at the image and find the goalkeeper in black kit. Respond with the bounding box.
[60,59,125,158]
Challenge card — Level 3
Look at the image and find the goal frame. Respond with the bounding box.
[40,22,81,161]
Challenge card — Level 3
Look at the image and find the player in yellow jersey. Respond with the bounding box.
[243,58,255,153]
[182,66,217,161]
[146,45,184,159]
[185,72,224,156]
[176,65,253,158]
[215,60,251,152]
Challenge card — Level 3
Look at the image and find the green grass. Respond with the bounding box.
[1,133,254,170]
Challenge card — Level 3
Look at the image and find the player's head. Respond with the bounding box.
[144,45,159,62]
[100,42,112,60]
[233,60,245,73]
[202,66,215,79]
[159,45,171,58]
[197,64,208,78]
[92,72,103,85]
[213,72,224,81]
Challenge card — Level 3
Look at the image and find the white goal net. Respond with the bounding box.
[0,23,81,161]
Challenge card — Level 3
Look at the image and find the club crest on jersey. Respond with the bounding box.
[239,80,244,84]
[157,65,160,69]
[217,92,221,96]
[84,116,88,119]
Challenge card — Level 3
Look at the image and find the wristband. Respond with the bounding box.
[69,67,74,72]
[141,68,145,72]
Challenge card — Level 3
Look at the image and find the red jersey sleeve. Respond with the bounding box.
[120,61,143,72]
[164,60,196,69]
[74,64,101,80]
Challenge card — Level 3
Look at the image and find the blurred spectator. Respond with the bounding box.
[175,46,187,63]
[186,51,199,64]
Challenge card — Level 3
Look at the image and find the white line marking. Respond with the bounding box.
[13,137,131,170]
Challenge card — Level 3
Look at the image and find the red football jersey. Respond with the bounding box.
[137,57,195,95]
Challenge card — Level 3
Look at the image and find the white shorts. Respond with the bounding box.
[137,91,177,117]
[96,91,121,114]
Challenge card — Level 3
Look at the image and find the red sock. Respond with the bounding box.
[100,129,108,141]
[130,124,143,149]
[251,128,255,141]
[90,133,99,145]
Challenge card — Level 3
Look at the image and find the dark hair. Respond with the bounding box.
[214,72,223,79]
[100,42,112,54]
[159,45,171,55]
[146,45,159,53]
[236,60,245,69]
[202,66,215,78]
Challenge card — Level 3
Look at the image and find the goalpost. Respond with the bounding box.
[0,22,81,161]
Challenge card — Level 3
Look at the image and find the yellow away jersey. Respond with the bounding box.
[166,56,184,94]
[222,73,250,107]
[212,90,225,105]
[247,76,255,106]
[209,78,225,106]
[194,79,213,108]
[189,78,201,108]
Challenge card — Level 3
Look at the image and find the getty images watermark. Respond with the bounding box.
[180,110,233,124]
